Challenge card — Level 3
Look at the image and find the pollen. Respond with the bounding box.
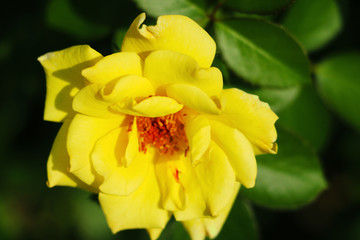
[135,112,189,155]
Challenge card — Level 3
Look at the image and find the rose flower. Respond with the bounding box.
[38,13,277,240]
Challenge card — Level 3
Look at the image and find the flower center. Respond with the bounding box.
[135,112,189,155]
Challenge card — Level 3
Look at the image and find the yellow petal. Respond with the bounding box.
[174,142,235,220]
[67,114,125,188]
[99,164,171,233]
[184,115,211,166]
[147,228,163,240]
[91,126,150,196]
[110,96,183,117]
[72,83,119,118]
[182,220,206,240]
[167,84,220,115]
[38,45,102,122]
[122,13,216,68]
[182,183,240,239]
[100,75,154,103]
[47,119,97,192]
[124,117,139,167]
[155,153,188,211]
[210,120,257,188]
[82,51,142,84]
[220,88,278,154]
[196,141,236,216]
[144,50,222,96]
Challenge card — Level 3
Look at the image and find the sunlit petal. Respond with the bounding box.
[122,13,216,68]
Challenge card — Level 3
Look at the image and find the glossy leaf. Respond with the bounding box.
[216,198,257,240]
[215,18,310,87]
[316,53,360,132]
[158,219,190,240]
[134,0,208,26]
[284,0,342,52]
[277,86,333,151]
[241,129,327,209]
[46,0,110,40]
[251,86,300,113]
[224,0,294,14]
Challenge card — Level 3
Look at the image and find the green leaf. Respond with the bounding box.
[284,0,342,52]
[158,219,190,240]
[46,0,110,40]
[224,0,294,14]
[113,28,128,51]
[134,0,208,26]
[241,129,327,209]
[216,198,258,240]
[72,192,114,240]
[316,53,360,132]
[277,86,333,151]
[213,56,231,86]
[215,19,310,87]
[250,86,300,113]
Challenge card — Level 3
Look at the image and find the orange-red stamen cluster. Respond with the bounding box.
[135,112,189,155]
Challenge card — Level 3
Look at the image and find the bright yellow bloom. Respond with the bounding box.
[38,13,278,240]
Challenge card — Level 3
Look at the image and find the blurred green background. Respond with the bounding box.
[1,0,360,239]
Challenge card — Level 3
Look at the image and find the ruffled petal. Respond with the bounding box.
[67,114,125,188]
[182,183,240,239]
[100,75,154,103]
[73,76,155,118]
[220,88,278,154]
[167,84,220,115]
[124,117,140,167]
[72,83,119,118]
[38,45,102,122]
[144,50,222,96]
[174,142,235,220]
[155,153,188,211]
[110,96,183,117]
[99,164,171,233]
[82,52,142,84]
[47,119,96,192]
[184,115,211,166]
[91,126,150,196]
[122,13,216,68]
[147,228,163,240]
[210,120,256,188]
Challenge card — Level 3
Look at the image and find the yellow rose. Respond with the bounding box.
[38,13,278,240]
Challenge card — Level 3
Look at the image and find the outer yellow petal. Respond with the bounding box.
[72,83,119,118]
[182,219,206,240]
[184,115,211,166]
[91,127,151,196]
[195,142,236,216]
[144,50,222,96]
[100,75,154,103]
[99,164,171,233]
[174,142,235,220]
[47,119,96,192]
[82,52,142,84]
[210,120,257,188]
[110,96,183,117]
[167,84,220,115]
[67,114,125,188]
[147,228,164,240]
[155,153,188,211]
[182,183,240,240]
[124,117,140,167]
[38,45,102,122]
[122,13,216,68]
[220,88,278,154]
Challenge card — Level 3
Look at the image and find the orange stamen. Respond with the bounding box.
[135,112,189,155]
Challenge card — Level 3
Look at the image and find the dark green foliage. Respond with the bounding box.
[2,0,360,239]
